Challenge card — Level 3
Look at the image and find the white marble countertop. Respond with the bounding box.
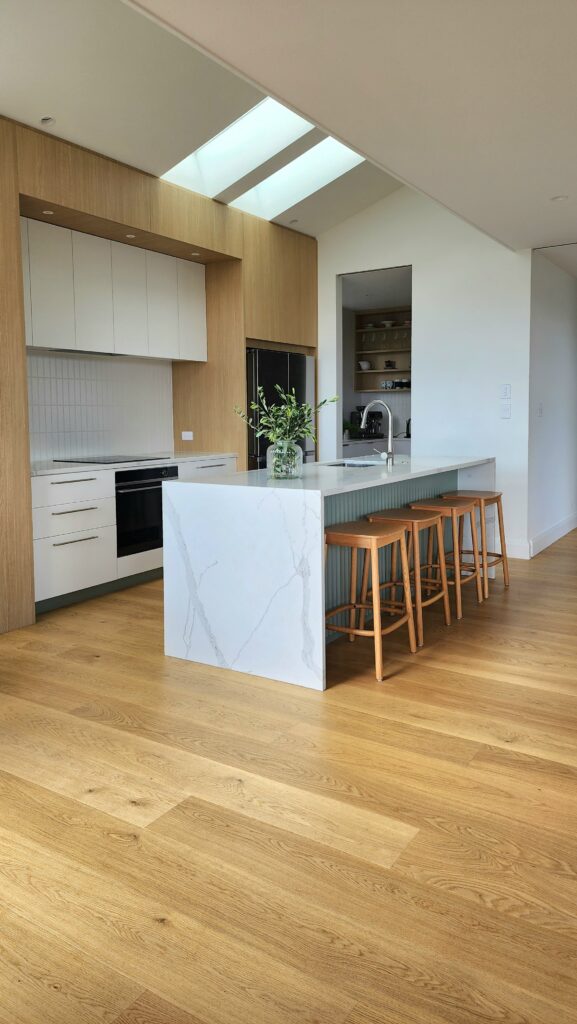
[31,452,237,477]
[169,455,494,498]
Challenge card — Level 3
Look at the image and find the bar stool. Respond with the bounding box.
[440,490,510,600]
[325,521,417,682]
[366,508,451,647]
[409,498,483,619]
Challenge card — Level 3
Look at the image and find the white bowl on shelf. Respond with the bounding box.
[358,360,372,370]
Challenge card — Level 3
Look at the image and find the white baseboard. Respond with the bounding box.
[507,539,531,560]
[529,513,577,558]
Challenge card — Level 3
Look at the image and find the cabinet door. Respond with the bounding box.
[20,217,33,345]
[146,250,179,359]
[177,457,236,481]
[111,241,148,356]
[28,219,76,350]
[177,259,207,361]
[72,231,114,353]
[34,525,117,601]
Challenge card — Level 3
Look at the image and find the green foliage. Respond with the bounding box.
[235,385,337,444]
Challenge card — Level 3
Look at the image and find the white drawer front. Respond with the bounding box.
[176,457,237,481]
[33,497,116,540]
[32,470,115,508]
[34,525,117,602]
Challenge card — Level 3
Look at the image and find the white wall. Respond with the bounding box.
[528,253,577,554]
[318,187,532,557]
[28,350,173,461]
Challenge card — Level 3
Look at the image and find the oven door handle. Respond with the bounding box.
[116,484,163,494]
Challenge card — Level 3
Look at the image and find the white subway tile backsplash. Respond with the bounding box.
[27,350,173,461]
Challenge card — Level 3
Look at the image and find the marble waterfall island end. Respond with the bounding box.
[163,456,495,690]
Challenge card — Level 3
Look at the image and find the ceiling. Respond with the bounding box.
[0,0,400,237]
[129,0,577,251]
[342,266,412,312]
[0,0,262,176]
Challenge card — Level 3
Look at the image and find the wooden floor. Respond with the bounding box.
[1,534,577,1023]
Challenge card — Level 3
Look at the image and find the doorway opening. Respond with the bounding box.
[339,265,412,458]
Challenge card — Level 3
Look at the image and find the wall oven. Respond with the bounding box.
[116,464,178,572]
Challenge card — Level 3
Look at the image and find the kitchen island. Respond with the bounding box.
[163,455,495,689]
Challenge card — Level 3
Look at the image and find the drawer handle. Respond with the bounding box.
[198,463,226,469]
[51,507,98,516]
[52,535,99,547]
[50,477,98,485]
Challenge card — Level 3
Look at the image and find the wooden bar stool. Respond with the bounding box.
[441,490,510,599]
[325,521,417,682]
[409,498,483,620]
[366,508,451,647]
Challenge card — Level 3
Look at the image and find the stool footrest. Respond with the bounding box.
[327,614,412,640]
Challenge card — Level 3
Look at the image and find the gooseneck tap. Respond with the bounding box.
[360,400,395,466]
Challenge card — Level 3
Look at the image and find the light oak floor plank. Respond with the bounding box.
[0,532,577,1021]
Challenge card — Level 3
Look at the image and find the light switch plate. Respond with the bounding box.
[500,384,511,399]
[500,400,511,419]
[181,430,193,441]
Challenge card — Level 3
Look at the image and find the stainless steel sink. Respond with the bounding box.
[326,461,377,468]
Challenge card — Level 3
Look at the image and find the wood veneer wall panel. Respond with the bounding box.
[15,123,152,230]
[242,216,318,347]
[0,120,35,631]
[150,179,243,259]
[172,261,247,468]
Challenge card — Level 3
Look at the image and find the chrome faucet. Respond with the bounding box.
[360,400,395,466]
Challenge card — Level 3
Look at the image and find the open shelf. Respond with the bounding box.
[356,325,411,334]
[356,372,409,380]
[354,389,412,394]
[356,347,410,355]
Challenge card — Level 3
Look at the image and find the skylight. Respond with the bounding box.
[161,97,313,198]
[230,137,364,220]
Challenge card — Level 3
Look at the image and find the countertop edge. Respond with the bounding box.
[31,453,238,477]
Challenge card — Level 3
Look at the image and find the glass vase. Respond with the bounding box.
[266,440,303,480]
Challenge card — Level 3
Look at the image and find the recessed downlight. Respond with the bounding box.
[190,251,200,256]
[42,210,54,215]
[40,115,55,126]
[125,233,136,239]
[550,194,569,202]
[289,218,299,224]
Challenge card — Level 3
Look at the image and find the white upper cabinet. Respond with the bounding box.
[27,218,76,350]
[72,231,114,354]
[146,250,180,359]
[22,219,207,362]
[177,259,207,361]
[20,217,33,344]
[111,242,148,357]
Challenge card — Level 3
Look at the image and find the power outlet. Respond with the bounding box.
[181,430,194,441]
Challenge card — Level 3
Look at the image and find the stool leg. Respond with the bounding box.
[451,510,463,620]
[388,541,399,616]
[497,497,510,587]
[359,549,370,631]
[391,541,398,596]
[412,523,424,647]
[424,524,434,598]
[349,547,358,642]
[470,509,483,604]
[479,500,489,600]
[370,541,384,681]
[400,533,417,654]
[437,519,451,626]
[458,514,464,565]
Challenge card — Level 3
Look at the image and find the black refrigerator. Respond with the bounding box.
[246,347,316,470]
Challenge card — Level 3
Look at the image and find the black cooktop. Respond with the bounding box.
[54,455,171,465]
